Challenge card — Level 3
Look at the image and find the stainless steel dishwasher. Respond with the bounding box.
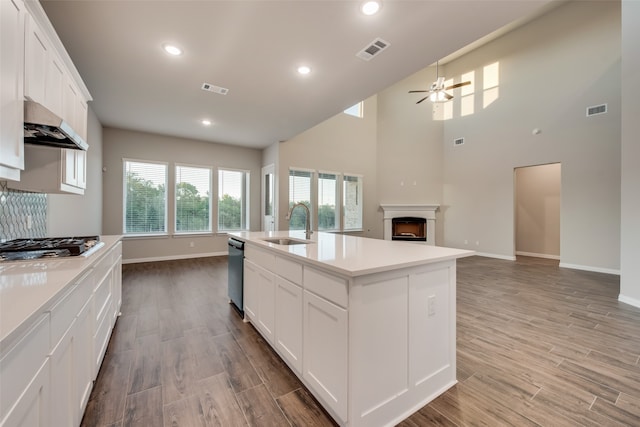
[228,238,244,315]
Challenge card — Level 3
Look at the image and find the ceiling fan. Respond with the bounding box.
[409,62,471,104]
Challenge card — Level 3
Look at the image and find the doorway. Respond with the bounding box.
[262,164,276,231]
[514,163,561,260]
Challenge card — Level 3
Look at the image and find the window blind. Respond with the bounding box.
[219,169,248,230]
[124,160,167,234]
[175,165,211,232]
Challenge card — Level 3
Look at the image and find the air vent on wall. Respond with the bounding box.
[454,137,465,146]
[356,38,390,61]
[201,83,229,95]
[586,103,607,117]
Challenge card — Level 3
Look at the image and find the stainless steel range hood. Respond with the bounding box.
[23,101,88,151]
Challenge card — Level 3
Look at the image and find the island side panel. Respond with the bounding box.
[348,259,457,427]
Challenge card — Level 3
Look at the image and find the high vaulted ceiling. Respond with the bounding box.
[41,0,557,149]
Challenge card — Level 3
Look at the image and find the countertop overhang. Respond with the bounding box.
[228,231,474,278]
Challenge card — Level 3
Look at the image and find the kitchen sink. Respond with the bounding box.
[261,237,312,246]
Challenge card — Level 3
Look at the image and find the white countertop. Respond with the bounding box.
[228,231,474,277]
[0,235,122,348]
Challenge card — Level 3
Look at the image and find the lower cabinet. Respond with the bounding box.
[275,277,303,374]
[49,320,77,427]
[0,239,122,427]
[303,290,348,421]
[243,259,276,344]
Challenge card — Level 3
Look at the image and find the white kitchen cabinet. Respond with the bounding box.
[111,252,123,324]
[243,259,259,321]
[8,145,86,194]
[275,276,303,374]
[49,320,77,427]
[23,13,48,105]
[0,0,25,181]
[0,314,51,427]
[45,54,64,117]
[74,296,94,418]
[303,289,348,422]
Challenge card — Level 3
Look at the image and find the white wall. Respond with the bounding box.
[48,106,103,236]
[376,66,445,244]
[441,0,621,271]
[620,0,640,306]
[278,96,381,238]
[102,127,262,262]
[515,163,560,258]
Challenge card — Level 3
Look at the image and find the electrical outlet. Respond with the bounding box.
[464,239,468,245]
[27,215,32,230]
[475,241,480,246]
[427,295,436,316]
[189,241,195,248]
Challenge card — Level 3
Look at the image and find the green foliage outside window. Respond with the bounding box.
[219,194,242,230]
[125,171,166,233]
[176,182,209,232]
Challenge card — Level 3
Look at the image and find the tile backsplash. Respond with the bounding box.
[0,181,47,242]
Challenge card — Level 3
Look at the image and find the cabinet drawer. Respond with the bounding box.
[304,267,348,308]
[275,256,303,285]
[48,284,81,348]
[245,245,276,270]
[0,314,49,417]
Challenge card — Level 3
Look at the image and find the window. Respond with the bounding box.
[344,101,363,118]
[289,169,313,230]
[318,172,339,231]
[343,174,363,230]
[175,165,211,233]
[218,169,249,231]
[123,160,167,235]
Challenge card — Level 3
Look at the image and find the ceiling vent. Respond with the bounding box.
[586,103,607,117]
[356,38,390,61]
[201,83,229,95]
[454,137,465,146]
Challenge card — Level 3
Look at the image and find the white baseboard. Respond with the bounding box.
[123,251,227,264]
[618,294,640,309]
[475,252,517,261]
[515,251,560,260]
[559,262,620,276]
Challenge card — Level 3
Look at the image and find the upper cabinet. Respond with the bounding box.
[5,0,92,193]
[0,0,26,181]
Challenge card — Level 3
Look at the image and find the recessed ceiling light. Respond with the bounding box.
[162,43,183,56]
[361,1,381,15]
[297,65,311,75]
[201,119,212,126]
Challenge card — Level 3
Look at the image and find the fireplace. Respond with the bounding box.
[392,217,426,241]
[380,204,439,246]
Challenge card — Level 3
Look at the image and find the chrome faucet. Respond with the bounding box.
[286,202,313,240]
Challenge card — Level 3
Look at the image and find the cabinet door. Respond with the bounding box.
[1,359,50,427]
[275,277,302,373]
[76,149,87,189]
[62,77,77,131]
[45,54,64,117]
[303,290,348,422]
[111,254,123,323]
[24,14,48,104]
[243,260,259,321]
[256,265,276,344]
[62,148,78,187]
[75,296,94,416]
[0,0,25,177]
[50,321,77,427]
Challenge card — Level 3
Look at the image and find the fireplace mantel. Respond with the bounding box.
[380,204,440,245]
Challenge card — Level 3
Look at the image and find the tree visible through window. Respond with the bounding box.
[176,165,211,233]
[289,169,313,230]
[124,160,167,234]
[318,172,338,230]
[218,169,249,231]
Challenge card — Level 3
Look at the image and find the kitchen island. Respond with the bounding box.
[228,231,473,427]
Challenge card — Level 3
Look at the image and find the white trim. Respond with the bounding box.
[123,251,227,264]
[515,251,560,260]
[558,262,620,276]
[289,166,315,174]
[475,252,517,261]
[618,294,640,309]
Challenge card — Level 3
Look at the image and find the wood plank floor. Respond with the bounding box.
[81,255,640,426]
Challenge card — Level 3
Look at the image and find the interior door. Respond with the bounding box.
[262,164,275,231]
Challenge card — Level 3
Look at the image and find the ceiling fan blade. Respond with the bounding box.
[444,92,454,100]
[445,81,471,90]
[408,90,428,93]
[416,96,429,104]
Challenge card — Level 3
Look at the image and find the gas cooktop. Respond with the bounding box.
[0,236,100,261]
